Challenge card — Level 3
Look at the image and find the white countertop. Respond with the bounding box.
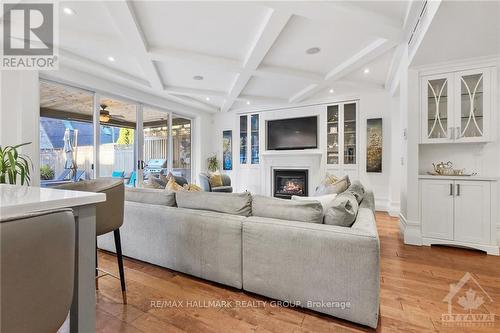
[418,174,498,181]
[0,184,106,216]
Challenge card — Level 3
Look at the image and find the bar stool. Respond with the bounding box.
[56,178,127,303]
[1,209,75,333]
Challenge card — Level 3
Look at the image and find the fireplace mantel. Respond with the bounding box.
[260,150,323,197]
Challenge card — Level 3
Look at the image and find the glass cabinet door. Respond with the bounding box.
[239,115,248,164]
[343,103,357,165]
[250,114,259,164]
[457,70,488,140]
[327,105,339,164]
[426,76,450,140]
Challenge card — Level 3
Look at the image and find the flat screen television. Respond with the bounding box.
[267,116,318,150]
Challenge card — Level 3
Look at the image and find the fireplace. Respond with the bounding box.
[273,169,308,199]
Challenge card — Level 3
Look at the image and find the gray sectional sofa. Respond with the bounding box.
[98,186,380,328]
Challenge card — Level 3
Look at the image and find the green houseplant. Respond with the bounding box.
[207,155,220,173]
[0,142,33,185]
[40,164,55,180]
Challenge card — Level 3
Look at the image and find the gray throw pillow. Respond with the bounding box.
[315,175,351,195]
[125,187,176,206]
[324,192,359,227]
[176,191,252,216]
[252,195,323,224]
[347,180,365,203]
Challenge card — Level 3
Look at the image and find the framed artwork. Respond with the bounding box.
[366,118,382,173]
[223,130,232,170]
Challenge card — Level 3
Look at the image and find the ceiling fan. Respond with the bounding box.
[99,104,126,123]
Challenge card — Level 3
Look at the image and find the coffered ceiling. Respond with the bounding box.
[53,0,412,113]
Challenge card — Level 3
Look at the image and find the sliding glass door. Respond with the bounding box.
[140,106,169,187]
[172,115,192,182]
[39,81,94,186]
[98,97,137,187]
[39,80,193,187]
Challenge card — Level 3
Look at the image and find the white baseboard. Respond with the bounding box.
[398,214,422,245]
[388,200,400,217]
[375,197,400,217]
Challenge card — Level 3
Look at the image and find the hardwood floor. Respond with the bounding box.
[93,212,500,332]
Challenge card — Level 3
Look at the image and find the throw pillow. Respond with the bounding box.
[323,172,338,185]
[252,195,323,224]
[165,177,185,192]
[347,180,365,203]
[143,176,165,189]
[209,171,223,188]
[291,193,337,213]
[315,175,351,195]
[159,172,169,184]
[324,192,359,227]
[183,183,202,192]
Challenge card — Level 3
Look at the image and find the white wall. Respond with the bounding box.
[208,90,400,213]
[0,71,41,185]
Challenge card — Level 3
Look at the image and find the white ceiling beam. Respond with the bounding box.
[290,38,396,103]
[253,65,323,82]
[265,2,403,41]
[59,49,150,87]
[221,9,292,112]
[165,86,227,99]
[104,0,163,90]
[149,46,243,73]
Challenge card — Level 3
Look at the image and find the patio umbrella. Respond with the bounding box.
[63,128,74,170]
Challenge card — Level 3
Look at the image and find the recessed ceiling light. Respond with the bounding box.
[329,88,334,94]
[205,97,210,101]
[306,47,321,55]
[63,7,75,15]
[363,68,370,74]
[107,56,115,62]
[193,75,204,81]
[246,101,251,105]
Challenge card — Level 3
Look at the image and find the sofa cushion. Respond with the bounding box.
[324,192,359,227]
[176,191,252,216]
[291,193,337,214]
[347,180,365,203]
[315,175,350,195]
[252,195,323,224]
[212,186,233,193]
[125,187,176,206]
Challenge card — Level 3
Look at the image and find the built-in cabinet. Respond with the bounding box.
[326,101,359,179]
[239,114,260,165]
[420,177,498,255]
[421,66,494,143]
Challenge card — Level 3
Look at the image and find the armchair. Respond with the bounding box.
[199,172,233,193]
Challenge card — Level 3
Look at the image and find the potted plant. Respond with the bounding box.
[0,142,33,185]
[40,164,55,180]
[207,155,220,173]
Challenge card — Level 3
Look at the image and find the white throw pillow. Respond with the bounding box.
[291,193,338,214]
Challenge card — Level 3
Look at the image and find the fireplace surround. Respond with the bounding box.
[273,169,308,199]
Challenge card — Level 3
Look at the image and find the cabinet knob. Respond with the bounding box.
[449,183,454,196]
